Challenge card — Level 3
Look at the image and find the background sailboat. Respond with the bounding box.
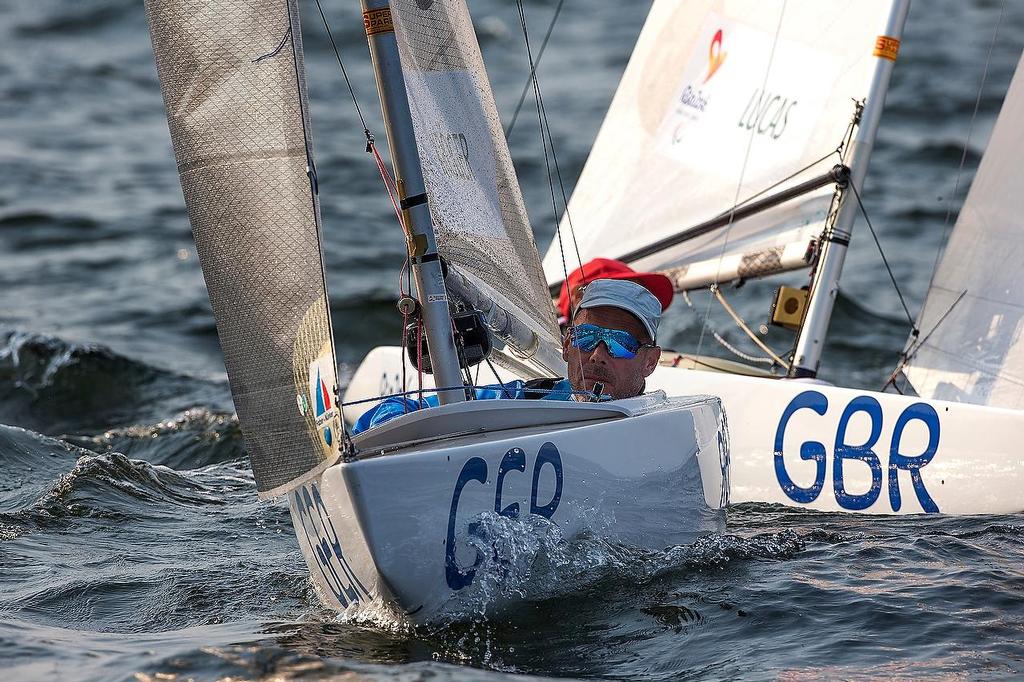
[541,1,893,293]
[560,0,1024,513]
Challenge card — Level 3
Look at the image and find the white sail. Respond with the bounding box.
[903,51,1024,410]
[389,0,563,375]
[543,0,897,290]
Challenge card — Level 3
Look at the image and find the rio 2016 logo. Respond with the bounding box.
[774,391,941,513]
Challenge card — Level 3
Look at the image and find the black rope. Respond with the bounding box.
[514,0,586,283]
[253,25,292,63]
[505,0,564,139]
[848,180,916,331]
[313,0,372,144]
[485,355,515,399]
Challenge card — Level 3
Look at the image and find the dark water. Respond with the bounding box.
[3,0,1024,679]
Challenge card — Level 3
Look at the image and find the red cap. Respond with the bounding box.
[557,258,674,320]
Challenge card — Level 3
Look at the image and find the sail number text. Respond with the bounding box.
[446,442,563,590]
[775,391,941,513]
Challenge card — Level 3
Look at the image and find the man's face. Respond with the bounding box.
[562,306,661,400]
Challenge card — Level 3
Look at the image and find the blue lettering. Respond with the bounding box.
[311,484,370,600]
[445,456,487,590]
[775,394,943,513]
[530,442,563,518]
[495,447,526,518]
[291,484,370,608]
[446,444,566,591]
[889,403,940,513]
[833,396,883,510]
[774,390,828,503]
[296,486,350,606]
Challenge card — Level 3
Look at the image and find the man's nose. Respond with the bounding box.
[587,341,612,363]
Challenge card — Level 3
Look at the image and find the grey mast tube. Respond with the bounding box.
[790,0,911,378]
[361,0,465,403]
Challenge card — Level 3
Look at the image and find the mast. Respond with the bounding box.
[361,0,465,404]
[790,0,912,378]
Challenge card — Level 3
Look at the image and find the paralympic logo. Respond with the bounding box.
[704,28,727,83]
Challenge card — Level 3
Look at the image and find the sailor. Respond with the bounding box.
[556,257,674,330]
[352,278,667,433]
[561,278,663,400]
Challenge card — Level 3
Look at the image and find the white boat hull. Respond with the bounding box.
[345,346,1024,515]
[288,394,727,621]
[653,368,1024,515]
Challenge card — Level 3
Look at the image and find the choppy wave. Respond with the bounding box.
[0,330,230,435]
[1,437,226,530]
[12,0,133,36]
[65,407,243,470]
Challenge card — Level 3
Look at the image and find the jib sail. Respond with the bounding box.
[904,51,1024,409]
[389,0,564,375]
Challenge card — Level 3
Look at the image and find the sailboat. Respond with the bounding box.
[349,0,1024,516]
[144,0,728,621]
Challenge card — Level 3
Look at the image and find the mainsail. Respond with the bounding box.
[542,0,897,291]
[146,0,341,498]
[388,0,563,375]
[904,50,1024,410]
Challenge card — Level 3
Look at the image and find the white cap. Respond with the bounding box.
[575,279,662,341]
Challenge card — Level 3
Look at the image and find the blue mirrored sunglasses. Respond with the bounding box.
[569,323,655,359]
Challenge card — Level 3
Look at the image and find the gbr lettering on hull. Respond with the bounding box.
[446,442,563,590]
[774,390,941,513]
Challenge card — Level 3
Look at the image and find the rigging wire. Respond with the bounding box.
[848,181,916,330]
[312,0,434,410]
[514,0,588,387]
[711,332,776,366]
[694,0,789,361]
[313,0,371,140]
[725,148,844,215]
[711,285,789,368]
[485,355,515,399]
[505,0,565,139]
[882,290,967,391]
[512,2,586,289]
[679,291,776,368]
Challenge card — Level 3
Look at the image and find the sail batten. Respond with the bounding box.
[146,0,341,498]
[905,50,1024,410]
[543,0,896,288]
